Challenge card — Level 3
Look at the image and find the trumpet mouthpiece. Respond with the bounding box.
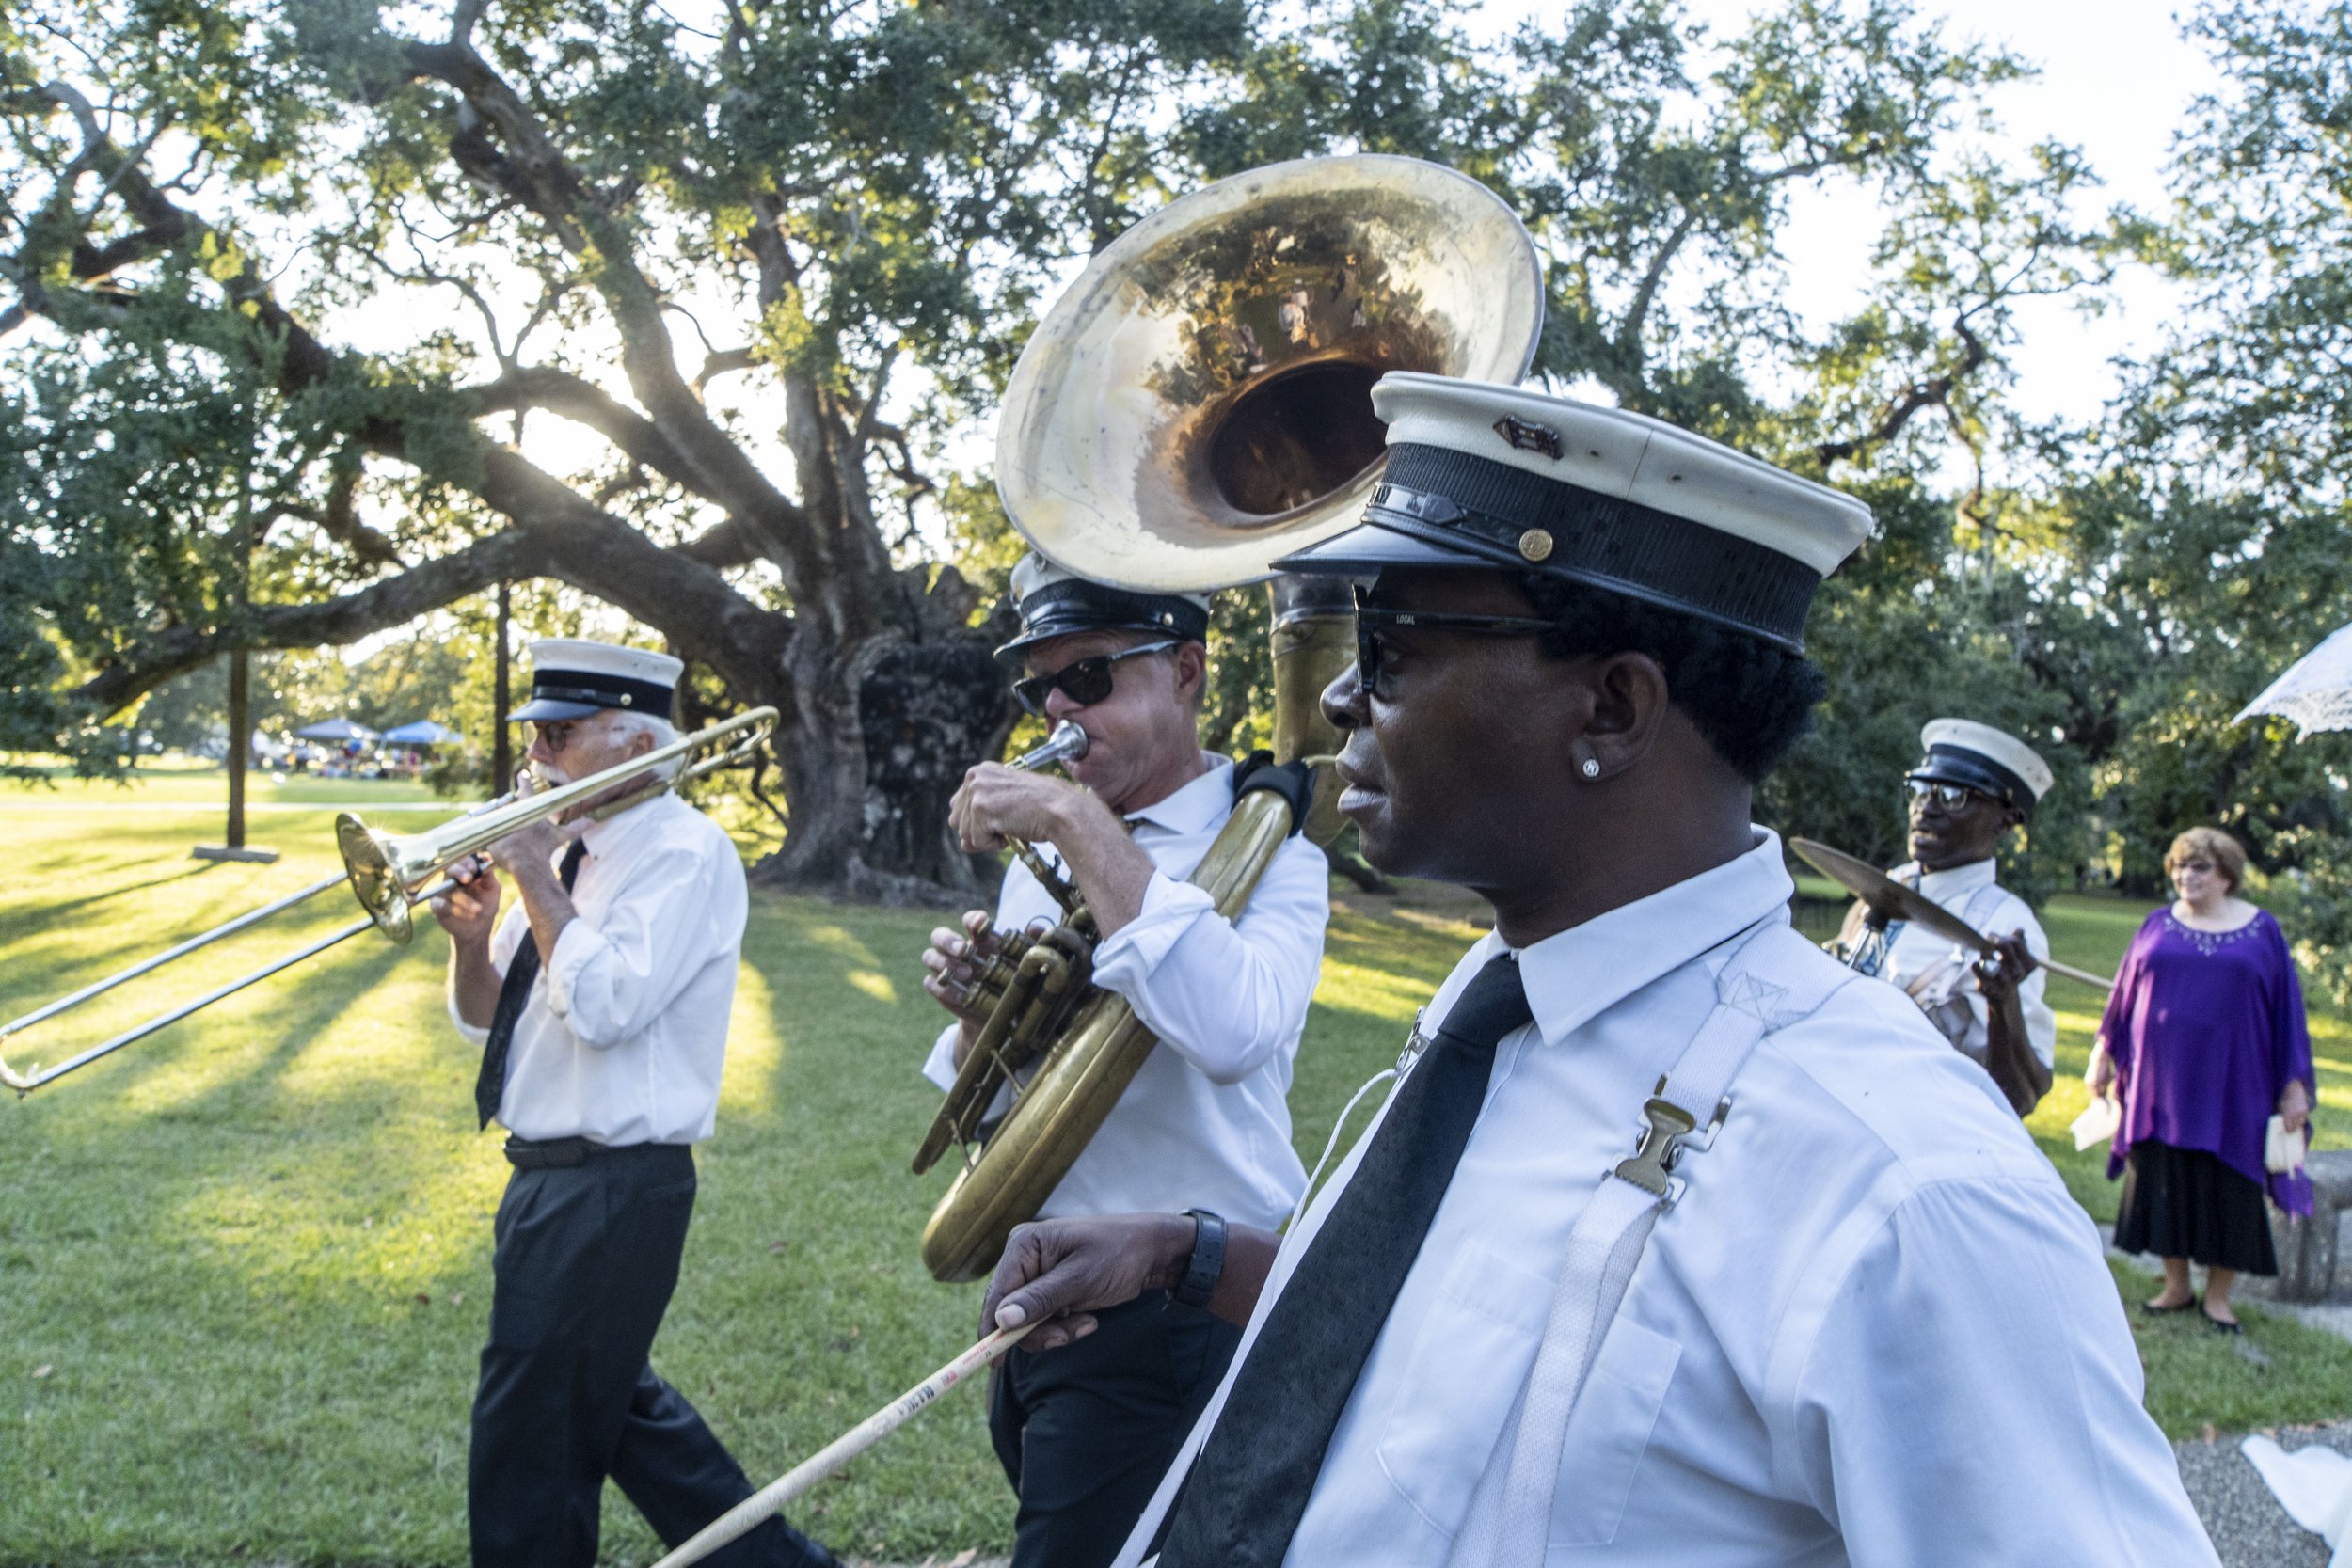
[1018,722,1090,771]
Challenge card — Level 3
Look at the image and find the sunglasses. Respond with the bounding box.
[1906,779,1995,811]
[1013,640,1178,716]
[1351,586,1555,701]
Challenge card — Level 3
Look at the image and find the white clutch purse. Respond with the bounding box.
[2070,1095,2122,1152]
[2265,1115,2310,1175]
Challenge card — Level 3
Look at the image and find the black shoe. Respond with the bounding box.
[2140,1293,2199,1316]
[2202,1309,2244,1335]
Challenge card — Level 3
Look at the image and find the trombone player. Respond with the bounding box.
[918,555,1330,1568]
[431,638,836,1568]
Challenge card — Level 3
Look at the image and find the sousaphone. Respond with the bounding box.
[913,154,1545,1281]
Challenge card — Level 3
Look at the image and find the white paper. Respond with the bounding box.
[2069,1094,2122,1152]
[2241,1434,2352,1566]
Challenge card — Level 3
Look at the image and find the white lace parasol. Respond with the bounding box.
[2235,622,2352,737]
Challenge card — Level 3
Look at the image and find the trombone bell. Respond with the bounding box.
[336,816,418,944]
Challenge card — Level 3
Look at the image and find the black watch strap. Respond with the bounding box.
[1174,1209,1227,1310]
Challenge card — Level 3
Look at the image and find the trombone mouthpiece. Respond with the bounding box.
[1017,722,1090,771]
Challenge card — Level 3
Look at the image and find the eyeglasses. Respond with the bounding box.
[2174,859,2217,876]
[527,719,601,755]
[1012,640,1179,716]
[1906,779,1994,811]
[1352,587,1555,701]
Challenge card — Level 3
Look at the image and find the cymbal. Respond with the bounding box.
[1788,838,2115,991]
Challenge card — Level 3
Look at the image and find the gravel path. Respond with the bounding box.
[2176,1420,2350,1567]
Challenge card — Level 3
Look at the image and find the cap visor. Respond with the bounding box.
[1272,521,1499,577]
[509,698,605,721]
[995,617,1194,659]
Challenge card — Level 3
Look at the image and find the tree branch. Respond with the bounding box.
[1814,309,1990,467]
[397,33,819,578]
[72,531,539,713]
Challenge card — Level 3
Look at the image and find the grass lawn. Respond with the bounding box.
[2,783,2347,1562]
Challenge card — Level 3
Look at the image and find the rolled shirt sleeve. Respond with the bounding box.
[1785,1174,2217,1565]
[1089,834,1330,1085]
[544,843,744,1051]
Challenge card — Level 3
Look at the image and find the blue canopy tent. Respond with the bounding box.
[382,720,462,746]
[292,717,380,743]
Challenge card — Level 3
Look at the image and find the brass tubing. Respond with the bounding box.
[0,870,346,1042]
[0,875,458,1097]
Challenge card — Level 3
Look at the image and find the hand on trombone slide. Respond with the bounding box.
[427,854,501,944]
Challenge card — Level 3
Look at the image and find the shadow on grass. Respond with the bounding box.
[0,860,227,945]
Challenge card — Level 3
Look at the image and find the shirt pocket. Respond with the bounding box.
[1373,1241,1682,1549]
[1545,1314,1680,1547]
[1375,1241,1552,1531]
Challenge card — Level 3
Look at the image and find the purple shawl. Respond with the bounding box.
[2100,907,2316,1216]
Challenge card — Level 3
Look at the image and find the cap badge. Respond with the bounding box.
[1494,415,1564,460]
[1518,529,1555,562]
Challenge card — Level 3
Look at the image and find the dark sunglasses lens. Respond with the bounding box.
[1057,657,1115,706]
[1016,655,1116,715]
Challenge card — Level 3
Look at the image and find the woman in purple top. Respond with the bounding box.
[2091,827,2315,1332]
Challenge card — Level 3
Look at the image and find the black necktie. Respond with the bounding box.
[1156,952,1534,1567]
[475,839,587,1131]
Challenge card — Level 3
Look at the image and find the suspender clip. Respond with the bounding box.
[1614,1079,1735,1200]
[1613,1097,1698,1197]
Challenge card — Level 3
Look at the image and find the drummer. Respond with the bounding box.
[1836,719,2057,1115]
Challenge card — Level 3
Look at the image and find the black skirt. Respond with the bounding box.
[2114,1139,2279,1275]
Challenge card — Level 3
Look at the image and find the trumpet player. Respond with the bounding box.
[431,639,836,1568]
[919,554,1330,1568]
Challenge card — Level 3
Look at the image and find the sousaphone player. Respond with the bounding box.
[917,555,1331,1568]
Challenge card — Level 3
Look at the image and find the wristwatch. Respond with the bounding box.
[1174,1209,1227,1310]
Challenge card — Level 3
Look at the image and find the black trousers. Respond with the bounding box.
[988,1291,1242,1568]
[470,1144,832,1568]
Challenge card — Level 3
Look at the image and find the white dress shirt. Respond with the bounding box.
[448,791,748,1146]
[1125,831,2213,1567]
[923,754,1328,1231]
[1880,857,2058,1069]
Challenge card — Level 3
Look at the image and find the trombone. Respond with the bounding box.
[0,707,776,1096]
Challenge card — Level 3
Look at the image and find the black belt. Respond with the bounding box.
[502,1134,622,1169]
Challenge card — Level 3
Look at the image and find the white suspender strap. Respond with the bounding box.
[1445,921,1855,1568]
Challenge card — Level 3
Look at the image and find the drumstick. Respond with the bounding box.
[648,1323,1037,1568]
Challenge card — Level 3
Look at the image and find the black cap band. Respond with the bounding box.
[1361,443,1824,652]
[530,669,675,715]
[1000,578,1211,657]
[1911,745,2035,815]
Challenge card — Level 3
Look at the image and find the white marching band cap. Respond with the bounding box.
[510,638,683,722]
[1912,718,2055,816]
[998,550,1214,657]
[1273,372,1874,652]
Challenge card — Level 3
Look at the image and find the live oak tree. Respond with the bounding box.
[3,0,1255,897]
